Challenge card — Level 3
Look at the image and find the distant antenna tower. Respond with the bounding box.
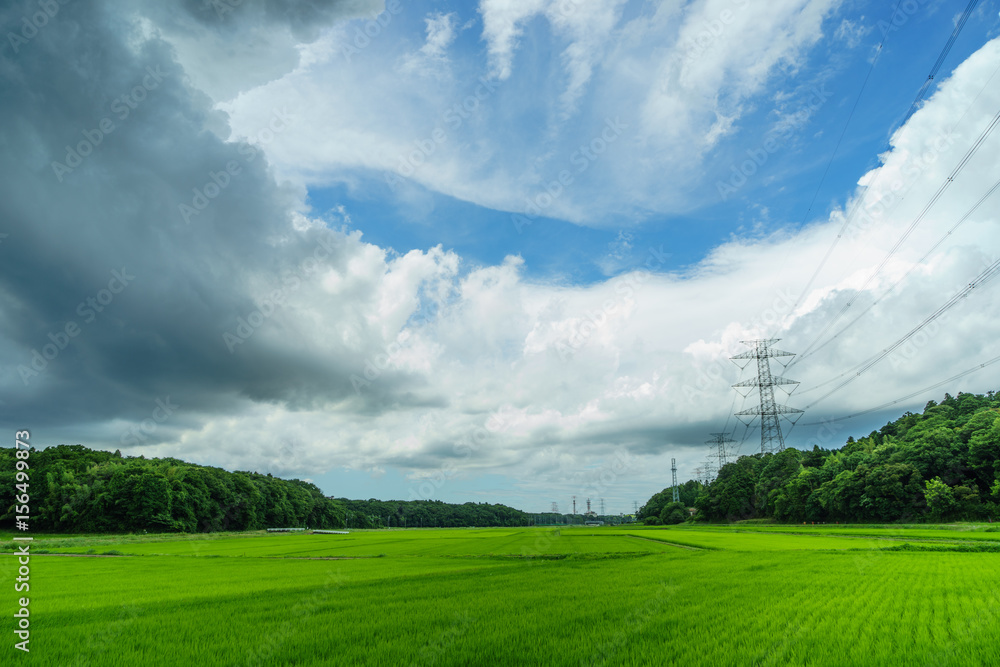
[671,458,679,503]
[586,498,591,514]
[572,496,577,515]
[706,432,736,471]
[731,339,804,453]
[600,498,605,515]
[551,502,558,514]
[633,501,639,514]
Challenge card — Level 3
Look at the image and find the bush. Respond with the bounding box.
[660,502,688,525]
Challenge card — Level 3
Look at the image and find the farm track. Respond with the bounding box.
[626,535,703,550]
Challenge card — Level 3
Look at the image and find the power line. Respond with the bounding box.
[791,176,1000,365]
[895,0,982,132]
[792,103,1000,361]
[779,0,905,322]
[801,352,1000,425]
[780,1,984,333]
[802,256,1000,407]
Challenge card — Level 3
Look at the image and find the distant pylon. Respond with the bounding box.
[706,432,736,471]
[671,458,679,503]
[633,500,639,514]
[600,498,605,515]
[586,498,591,514]
[693,465,712,485]
[730,339,804,453]
[551,502,558,514]
[572,496,576,515]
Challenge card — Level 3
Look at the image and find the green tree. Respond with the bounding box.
[923,476,956,522]
[659,501,688,525]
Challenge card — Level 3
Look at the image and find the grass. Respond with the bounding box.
[2,525,999,665]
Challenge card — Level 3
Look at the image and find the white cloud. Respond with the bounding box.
[479,0,549,80]
[4,0,1000,511]
[218,0,847,225]
[422,12,458,59]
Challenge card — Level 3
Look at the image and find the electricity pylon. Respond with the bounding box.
[706,432,736,471]
[730,339,803,453]
[671,457,679,503]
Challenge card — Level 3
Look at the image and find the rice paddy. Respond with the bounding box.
[3,525,998,665]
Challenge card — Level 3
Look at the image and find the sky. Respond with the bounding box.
[2,0,1000,514]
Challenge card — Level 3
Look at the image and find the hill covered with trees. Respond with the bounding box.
[1,445,346,532]
[645,390,1000,523]
[1,444,531,533]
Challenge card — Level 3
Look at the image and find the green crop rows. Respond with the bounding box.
[3,526,998,665]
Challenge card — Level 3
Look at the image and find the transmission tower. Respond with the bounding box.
[693,465,713,485]
[586,498,592,514]
[572,496,576,515]
[633,501,639,514]
[550,502,558,514]
[600,498,605,515]
[730,339,804,453]
[671,458,679,503]
[706,432,737,471]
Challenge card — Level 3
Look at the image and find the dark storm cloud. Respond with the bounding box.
[0,0,386,432]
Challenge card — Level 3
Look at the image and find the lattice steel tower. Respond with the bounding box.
[706,432,736,470]
[730,339,803,453]
[671,458,679,503]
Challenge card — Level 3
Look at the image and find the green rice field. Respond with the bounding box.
[3,525,999,665]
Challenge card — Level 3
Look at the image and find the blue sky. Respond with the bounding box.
[3,0,1000,513]
[296,0,998,288]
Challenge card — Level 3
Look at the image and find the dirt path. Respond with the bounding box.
[626,535,703,550]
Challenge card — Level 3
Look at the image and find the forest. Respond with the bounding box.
[0,445,527,532]
[640,391,1000,524]
[336,498,528,528]
[0,445,345,532]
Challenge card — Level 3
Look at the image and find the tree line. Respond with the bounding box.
[0,445,530,532]
[641,390,1000,523]
[336,498,527,528]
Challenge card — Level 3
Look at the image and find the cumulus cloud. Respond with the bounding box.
[2,0,999,511]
